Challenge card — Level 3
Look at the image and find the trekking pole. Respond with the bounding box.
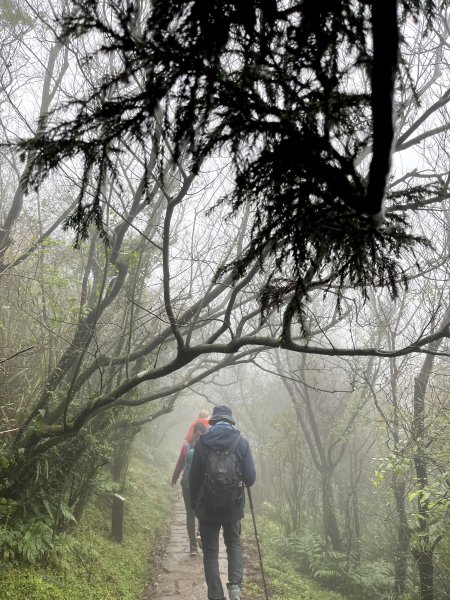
[246,486,270,600]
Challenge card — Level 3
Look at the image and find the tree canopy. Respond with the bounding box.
[20,0,441,324]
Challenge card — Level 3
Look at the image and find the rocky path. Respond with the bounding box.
[144,498,228,600]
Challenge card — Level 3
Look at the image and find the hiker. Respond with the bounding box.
[189,405,256,600]
[185,408,210,444]
[172,421,207,554]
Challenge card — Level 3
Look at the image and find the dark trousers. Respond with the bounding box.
[199,519,243,600]
[181,482,197,549]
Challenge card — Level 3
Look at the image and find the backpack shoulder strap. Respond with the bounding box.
[226,433,241,454]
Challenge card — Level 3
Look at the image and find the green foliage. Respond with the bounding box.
[435,538,450,598]
[2,416,122,531]
[0,453,172,600]
[264,562,347,600]
[375,453,411,483]
[0,519,53,564]
[269,530,392,599]
[0,497,17,523]
[407,471,450,513]
[0,517,80,566]
[0,491,81,567]
[242,523,347,600]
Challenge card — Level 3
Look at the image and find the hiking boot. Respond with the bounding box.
[227,584,241,600]
[189,545,198,555]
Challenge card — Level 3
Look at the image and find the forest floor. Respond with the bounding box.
[142,497,228,600]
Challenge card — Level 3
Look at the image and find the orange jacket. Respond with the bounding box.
[185,417,210,444]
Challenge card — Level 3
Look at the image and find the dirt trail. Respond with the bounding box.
[144,499,228,600]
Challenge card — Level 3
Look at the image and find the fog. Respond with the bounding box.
[1,2,450,599]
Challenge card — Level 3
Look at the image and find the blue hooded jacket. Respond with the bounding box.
[189,423,256,522]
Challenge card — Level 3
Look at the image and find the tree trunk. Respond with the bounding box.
[322,473,343,552]
[392,473,410,599]
[414,548,434,600]
[410,303,450,600]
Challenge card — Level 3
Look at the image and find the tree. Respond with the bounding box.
[357,280,450,600]
[19,0,442,326]
[273,352,372,552]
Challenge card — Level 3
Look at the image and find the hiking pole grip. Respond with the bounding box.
[246,485,270,600]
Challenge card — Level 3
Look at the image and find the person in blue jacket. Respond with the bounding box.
[189,405,256,600]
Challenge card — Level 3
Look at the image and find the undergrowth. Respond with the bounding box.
[242,519,348,600]
[0,450,172,600]
[242,501,394,600]
[271,529,392,598]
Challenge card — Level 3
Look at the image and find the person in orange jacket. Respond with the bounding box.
[185,409,210,444]
[172,421,207,554]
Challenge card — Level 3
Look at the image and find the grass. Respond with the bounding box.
[0,454,173,600]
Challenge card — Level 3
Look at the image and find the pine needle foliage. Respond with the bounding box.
[18,0,438,315]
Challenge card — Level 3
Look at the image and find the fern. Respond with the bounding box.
[0,516,80,567]
[268,530,393,598]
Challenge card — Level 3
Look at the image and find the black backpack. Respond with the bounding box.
[204,434,242,510]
